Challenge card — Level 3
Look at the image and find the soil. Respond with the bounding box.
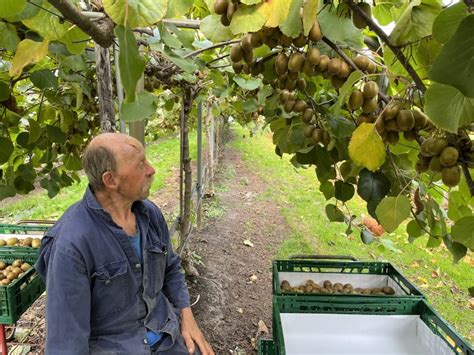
[11,132,289,354]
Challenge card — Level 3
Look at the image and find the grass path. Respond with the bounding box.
[230,124,473,343]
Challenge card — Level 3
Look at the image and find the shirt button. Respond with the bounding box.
[143,338,148,345]
[135,263,141,269]
[105,280,111,285]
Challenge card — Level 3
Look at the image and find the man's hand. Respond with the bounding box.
[180,307,214,355]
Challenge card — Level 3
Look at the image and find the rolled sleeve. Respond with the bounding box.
[44,243,91,355]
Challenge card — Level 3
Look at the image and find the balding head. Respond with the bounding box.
[82,133,144,191]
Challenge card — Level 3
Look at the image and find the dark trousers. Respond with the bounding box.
[152,334,202,355]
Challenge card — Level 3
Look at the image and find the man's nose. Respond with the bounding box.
[147,165,155,176]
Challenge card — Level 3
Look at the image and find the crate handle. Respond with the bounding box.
[288,254,358,261]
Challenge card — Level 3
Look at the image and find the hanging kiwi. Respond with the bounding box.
[429,156,443,173]
[439,147,459,167]
[230,43,243,62]
[396,110,415,131]
[275,53,288,76]
[288,52,305,72]
[293,100,307,113]
[352,2,372,29]
[362,81,379,99]
[306,47,321,66]
[348,90,364,111]
[227,2,238,21]
[383,102,400,120]
[354,55,370,71]
[293,33,307,47]
[316,55,330,72]
[308,21,323,42]
[241,34,253,53]
[442,165,461,187]
[304,125,315,138]
[302,108,314,123]
[312,128,324,143]
[362,97,378,114]
[214,0,228,15]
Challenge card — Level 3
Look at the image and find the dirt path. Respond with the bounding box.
[186,144,289,354]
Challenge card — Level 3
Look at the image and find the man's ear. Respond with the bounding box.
[102,171,118,190]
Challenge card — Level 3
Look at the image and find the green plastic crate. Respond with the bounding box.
[0,248,44,324]
[272,296,473,355]
[273,258,424,298]
[258,339,275,355]
[0,224,50,234]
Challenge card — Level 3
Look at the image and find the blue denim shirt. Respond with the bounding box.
[35,187,190,354]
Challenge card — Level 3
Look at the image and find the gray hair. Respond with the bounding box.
[82,145,117,191]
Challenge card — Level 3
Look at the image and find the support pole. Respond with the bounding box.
[196,101,203,230]
[114,44,126,134]
[94,45,115,132]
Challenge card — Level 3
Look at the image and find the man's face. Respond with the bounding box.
[113,139,155,201]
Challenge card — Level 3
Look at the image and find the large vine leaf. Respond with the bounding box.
[165,0,193,18]
[389,0,442,46]
[103,0,168,28]
[120,91,157,122]
[451,216,474,251]
[30,69,58,90]
[424,82,474,133]
[335,181,355,202]
[230,3,270,34]
[302,0,319,35]
[280,0,303,38]
[348,123,386,172]
[0,0,26,18]
[318,7,363,47]
[9,39,49,77]
[331,71,363,115]
[200,15,234,42]
[0,22,20,51]
[375,195,411,233]
[22,3,69,40]
[233,76,262,90]
[429,15,474,98]
[0,137,14,164]
[60,26,90,55]
[372,0,405,26]
[265,0,291,28]
[115,25,146,103]
[357,169,391,202]
[432,3,468,44]
[0,81,10,102]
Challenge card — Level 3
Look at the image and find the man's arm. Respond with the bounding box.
[42,244,91,354]
[180,307,215,355]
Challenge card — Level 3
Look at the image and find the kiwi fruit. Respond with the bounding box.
[0,240,5,247]
[293,33,307,47]
[357,114,374,125]
[421,137,448,157]
[297,78,306,91]
[316,55,330,72]
[6,238,18,246]
[442,166,461,187]
[227,2,237,21]
[362,97,378,113]
[354,55,369,71]
[250,32,263,47]
[304,125,315,138]
[1,279,10,286]
[386,131,400,145]
[302,108,314,123]
[327,58,342,76]
[302,60,315,76]
[220,13,231,26]
[12,259,21,267]
[274,53,289,76]
[308,21,323,42]
[331,76,346,89]
[0,262,5,271]
[312,128,324,143]
[232,62,243,74]
[279,34,293,47]
[375,119,385,135]
[385,119,401,132]
[322,131,331,146]
[338,61,351,78]
[288,53,305,72]
[381,286,395,295]
[415,157,430,172]
[214,0,228,15]
[413,110,428,128]
[288,71,299,81]
[284,99,295,112]
[366,60,377,73]
[280,90,290,103]
[323,280,332,289]
[333,283,343,290]
[32,238,41,248]
[362,81,379,99]
[348,90,364,111]
[230,43,243,62]
[241,34,253,53]
[306,47,321,66]
[22,237,33,247]
[396,110,415,131]
[286,79,297,91]
[383,102,400,120]
[403,130,416,141]
[293,100,307,113]
[440,147,459,167]
[353,2,372,29]
[243,50,253,64]
[429,156,443,172]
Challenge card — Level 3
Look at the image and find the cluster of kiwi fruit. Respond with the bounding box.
[0,237,41,248]
[214,0,240,27]
[352,2,372,29]
[416,137,462,187]
[280,279,396,295]
[0,259,32,286]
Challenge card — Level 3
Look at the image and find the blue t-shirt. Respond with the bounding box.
[129,227,163,347]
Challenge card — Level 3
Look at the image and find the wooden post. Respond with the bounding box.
[196,100,203,230]
[94,45,115,132]
[113,44,126,134]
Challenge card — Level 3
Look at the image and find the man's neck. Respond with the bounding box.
[94,191,137,235]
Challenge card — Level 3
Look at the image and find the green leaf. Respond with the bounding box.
[280,0,303,38]
[0,137,14,164]
[17,132,35,151]
[162,51,198,73]
[348,123,386,172]
[331,71,364,116]
[46,125,67,144]
[302,0,319,36]
[120,91,157,122]
[429,15,474,98]
[361,229,375,244]
[318,6,363,46]
[28,119,42,144]
[257,86,273,105]
[448,191,472,222]
[0,0,26,18]
[233,76,262,90]
[325,203,345,222]
[0,22,20,50]
[426,236,442,248]
[327,116,355,139]
[443,235,467,263]
[115,25,146,103]
[200,15,234,42]
[373,0,404,26]
[103,0,168,27]
[451,216,474,250]
[40,178,60,198]
[424,82,474,133]
[60,26,90,55]
[379,238,402,253]
[9,39,49,77]
[165,0,192,17]
[432,3,468,44]
[230,3,270,35]
[0,185,15,200]
[64,154,82,170]
[357,169,390,202]
[22,3,69,40]
[0,81,10,102]
[335,180,355,202]
[241,0,262,4]
[406,220,422,238]
[14,175,34,194]
[389,0,442,46]
[30,69,58,90]
[375,195,411,233]
[319,181,334,199]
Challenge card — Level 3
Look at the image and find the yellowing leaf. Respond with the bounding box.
[266,0,292,27]
[9,39,49,77]
[348,123,386,172]
[103,0,168,27]
[302,0,319,35]
[417,276,428,284]
[22,2,69,40]
[230,3,270,34]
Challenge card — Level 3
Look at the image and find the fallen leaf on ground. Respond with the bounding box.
[431,268,440,278]
[243,239,254,247]
[237,307,244,314]
[469,299,474,310]
[257,320,269,334]
[249,275,258,282]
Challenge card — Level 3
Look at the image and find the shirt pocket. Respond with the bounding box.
[91,259,128,320]
[144,241,167,296]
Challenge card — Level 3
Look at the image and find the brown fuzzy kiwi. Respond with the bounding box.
[396,110,415,131]
[286,79,297,91]
[442,165,461,187]
[386,131,400,145]
[362,81,379,99]
[214,0,228,15]
[275,53,288,75]
[227,2,238,21]
[316,55,330,72]
[353,2,371,29]
[220,13,231,26]
[284,99,296,112]
[243,50,253,64]
[362,97,378,113]
[429,156,443,173]
[331,76,346,89]
[293,100,307,113]
[338,61,351,78]
[306,47,321,66]
[403,130,416,141]
[312,128,324,143]
[440,147,459,167]
[250,31,263,47]
[348,90,364,111]
[288,71,299,81]
[304,125,315,138]
[354,55,370,71]
[230,43,243,62]
[279,34,293,47]
[302,60,315,76]
[357,114,374,125]
[412,110,428,129]
[385,119,401,132]
[308,21,323,42]
[322,131,331,146]
[241,34,253,53]
[366,60,376,73]
[293,33,307,47]
[297,78,306,91]
[288,53,305,72]
[302,108,314,123]
[383,102,400,120]
[327,58,342,76]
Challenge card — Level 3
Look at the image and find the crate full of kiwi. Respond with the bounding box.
[0,248,44,324]
[272,296,473,355]
[273,258,424,298]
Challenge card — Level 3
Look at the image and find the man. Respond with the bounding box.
[35,133,214,354]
